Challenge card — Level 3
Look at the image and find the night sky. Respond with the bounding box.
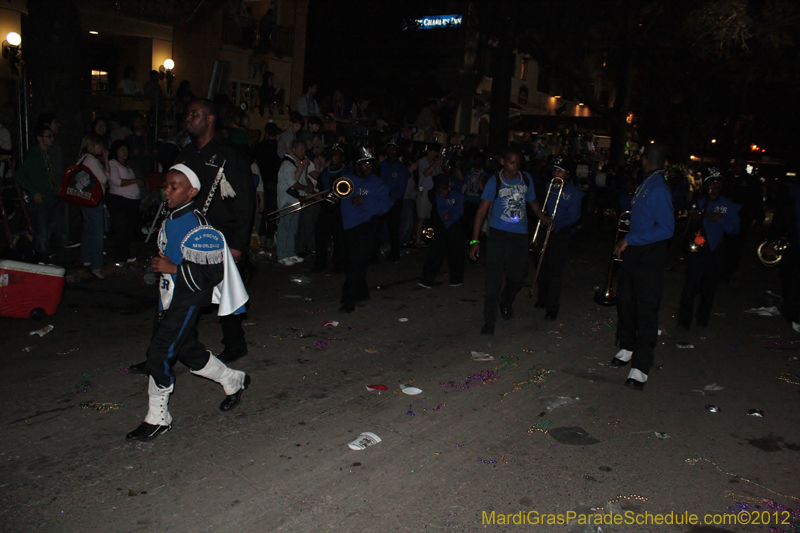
[304,0,465,123]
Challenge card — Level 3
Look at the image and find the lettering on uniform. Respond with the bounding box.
[193,232,220,242]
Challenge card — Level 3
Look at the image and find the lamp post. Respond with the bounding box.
[163,58,174,95]
[2,31,29,163]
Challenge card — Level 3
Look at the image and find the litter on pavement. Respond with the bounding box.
[348,432,381,450]
[29,325,54,337]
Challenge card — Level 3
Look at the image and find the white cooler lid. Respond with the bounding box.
[0,260,66,277]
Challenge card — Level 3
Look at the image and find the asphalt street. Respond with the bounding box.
[1,224,798,533]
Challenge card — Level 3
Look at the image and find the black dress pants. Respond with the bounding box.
[536,229,571,314]
[616,240,669,376]
[420,220,465,285]
[342,220,377,306]
[219,258,248,354]
[678,244,725,327]
[483,228,529,326]
[779,241,800,323]
[315,207,345,270]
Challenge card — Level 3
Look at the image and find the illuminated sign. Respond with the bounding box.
[408,14,463,30]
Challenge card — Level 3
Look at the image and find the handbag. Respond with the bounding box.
[59,157,104,207]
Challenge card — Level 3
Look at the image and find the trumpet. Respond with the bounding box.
[594,211,631,306]
[684,203,707,253]
[529,177,564,297]
[268,177,354,220]
[757,238,788,266]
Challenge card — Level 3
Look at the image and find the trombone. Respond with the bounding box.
[268,176,354,220]
[594,210,631,306]
[529,177,564,297]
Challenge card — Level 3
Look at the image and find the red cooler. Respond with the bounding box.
[0,260,66,319]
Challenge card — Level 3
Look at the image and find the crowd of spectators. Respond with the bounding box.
[4,78,772,285]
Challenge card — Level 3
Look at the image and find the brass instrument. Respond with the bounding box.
[684,203,707,253]
[594,211,631,306]
[529,177,564,297]
[422,225,435,241]
[268,176,354,220]
[757,238,788,266]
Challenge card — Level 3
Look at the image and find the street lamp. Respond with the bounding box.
[2,31,28,161]
[163,58,174,94]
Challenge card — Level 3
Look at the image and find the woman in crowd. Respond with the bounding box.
[107,139,144,266]
[79,118,110,156]
[78,134,109,279]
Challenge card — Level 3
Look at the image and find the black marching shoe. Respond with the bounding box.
[339,303,355,313]
[534,300,547,309]
[218,348,247,364]
[126,422,171,441]
[544,311,558,320]
[624,378,645,391]
[481,323,495,335]
[609,358,630,368]
[128,361,148,375]
[220,375,251,412]
[500,304,513,320]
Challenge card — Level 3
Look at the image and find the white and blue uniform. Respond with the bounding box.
[148,201,248,388]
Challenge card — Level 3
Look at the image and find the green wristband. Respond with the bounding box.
[469,239,480,245]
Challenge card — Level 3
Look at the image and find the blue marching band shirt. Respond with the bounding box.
[379,160,412,203]
[435,189,465,229]
[626,170,675,246]
[545,180,585,233]
[339,172,394,230]
[481,172,536,234]
[698,195,741,251]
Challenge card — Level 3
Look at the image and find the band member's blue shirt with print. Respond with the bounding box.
[435,189,465,229]
[379,159,411,203]
[481,172,536,234]
[698,196,741,251]
[547,180,585,233]
[339,172,393,231]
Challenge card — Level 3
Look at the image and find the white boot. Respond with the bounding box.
[192,352,245,395]
[144,376,173,426]
[126,376,173,441]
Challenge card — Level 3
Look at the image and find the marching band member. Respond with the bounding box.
[418,176,466,288]
[678,168,740,329]
[609,143,675,391]
[767,169,800,332]
[534,155,585,320]
[126,165,249,441]
[338,147,393,313]
[314,143,348,271]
